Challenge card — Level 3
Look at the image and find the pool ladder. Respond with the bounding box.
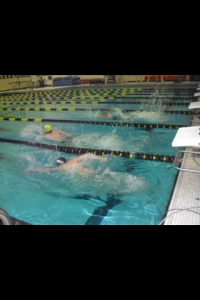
[173,114,200,173]
[0,208,12,225]
[173,150,200,174]
[189,114,200,124]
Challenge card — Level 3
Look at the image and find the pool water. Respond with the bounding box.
[0,121,183,155]
[0,86,195,225]
[0,139,178,225]
[0,121,183,225]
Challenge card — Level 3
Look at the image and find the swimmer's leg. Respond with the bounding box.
[60,139,73,144]
[64,135,74,140]
[60,136,74,144]
[112,116,122,120]
[144,128,153,133]
[0,127,12,132]
[74,195,103,201]
[74,195,92,200]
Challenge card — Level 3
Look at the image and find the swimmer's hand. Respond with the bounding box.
[23,167,60,174]
[100,157,108,162]
[76,153,108,163]
[23,169,35,174]
[59,130,73,136]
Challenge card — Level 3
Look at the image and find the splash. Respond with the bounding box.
[140,91,164,112]
[130,111,171,123]
[21,153,41,168]
[92,106,171,123]
[84,110,102,119]
[70,166,146,201]
[131,86,173,123]
[27,164,147,202]
[20,124,44,141]
[72,129,123,150]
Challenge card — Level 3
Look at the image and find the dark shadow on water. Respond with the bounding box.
[84,195,122,225]
[0,127,12,132]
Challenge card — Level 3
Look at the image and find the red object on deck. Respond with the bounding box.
[176,158,182,163]
[143,75,187,82]
[80,78,104,84]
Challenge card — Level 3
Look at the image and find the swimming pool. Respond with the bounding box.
[0,85,196,225]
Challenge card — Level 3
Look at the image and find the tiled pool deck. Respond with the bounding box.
[163,114,200,225]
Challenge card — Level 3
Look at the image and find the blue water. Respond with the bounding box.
[0,108,191,125]
[0,121,183,155]
[0,140,178,225]
[0,86,193,225]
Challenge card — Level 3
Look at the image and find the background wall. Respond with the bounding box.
[0,75,191,92]
[0,75,40,92]
[42,75,105,86]
[115,75,190,83]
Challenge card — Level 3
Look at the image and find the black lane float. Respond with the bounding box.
[0,117,188,129]
[0,95,196,101]
[0,107,192,114]
[0,100,193,106]
[0,138,175,163]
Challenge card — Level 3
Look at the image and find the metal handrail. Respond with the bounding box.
[0,208,12,225]
[189,114,200,123]
[173,150,200,173]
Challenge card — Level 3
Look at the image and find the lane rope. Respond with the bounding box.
[0,138,175,162]
[0,96,195,101]
[0,107,192,114]
[1,87,196,95]
[0,117,188,128]
[0,100,192,106]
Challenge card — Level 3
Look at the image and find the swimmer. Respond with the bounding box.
[23,153,108,176]
[101,108,138,120]
[42,125,73,141]
[0,153,4,159]
[0,127,12,132]
[101,108,122,120]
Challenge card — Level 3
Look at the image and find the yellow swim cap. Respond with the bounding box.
[44,125,52,132]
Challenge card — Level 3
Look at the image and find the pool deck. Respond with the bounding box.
[162,82,200,225]
[163,113,200,225]
[162,143,200,225]
[1,80,199,225]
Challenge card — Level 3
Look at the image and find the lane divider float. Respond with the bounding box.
[0,107,192,114]
[0,100,192,106]
[0,89,196,96]
[0,117,188,128]
[0,138,175,162]
[1,87,196,96]
[0,96,196,101]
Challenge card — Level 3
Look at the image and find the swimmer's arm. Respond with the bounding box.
[58,130,73,136]
[23,166,62,174]
[76,153,108,162]
[101,108,116,118]
[103,107,114,114]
